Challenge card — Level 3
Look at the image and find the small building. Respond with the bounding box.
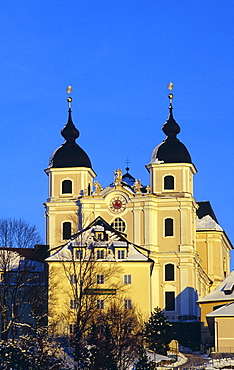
[198,270,234,351]
[206,301,234,353]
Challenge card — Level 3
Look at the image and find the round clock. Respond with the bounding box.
[109,196,126,213]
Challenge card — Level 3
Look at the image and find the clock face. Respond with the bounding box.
[109,196,126,213]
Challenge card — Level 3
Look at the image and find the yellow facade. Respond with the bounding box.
[44,96,232,349]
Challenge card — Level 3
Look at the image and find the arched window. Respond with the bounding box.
[62,180,72,194]
[165,264,175,281]
[111,218,126,233]
[165,218,173,237]
[164,175,174,190]
[63,222,71,240]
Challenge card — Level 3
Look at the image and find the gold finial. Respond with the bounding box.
[66,85,73,94]
[167,82,174,91]
[167,82,174,104]
[66,85,73,108]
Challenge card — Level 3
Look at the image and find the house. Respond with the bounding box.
[0,245,48,340]
[198,270,234,351]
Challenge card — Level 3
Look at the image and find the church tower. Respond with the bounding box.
[145,92,201,325]
[44,93,96,248]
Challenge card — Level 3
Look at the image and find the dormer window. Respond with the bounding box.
[62,180,72,194]
[164,175,174,190]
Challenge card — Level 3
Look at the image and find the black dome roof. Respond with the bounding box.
[150,102,192,164]
[48,106,92,169]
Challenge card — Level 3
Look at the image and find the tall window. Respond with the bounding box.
[70,300,77,309]
[76,249,83,260]
[164,175,174,190]
[124,275,132,284]
[124,299,132,309]
[165,292,175,311]
[165,218,173,237]
[63,222,71,240]
[70,274,76,284]
[62,179,72,194]
[97,299,104,309]
[97,275,104,284]
[117,250,125,259]
[111,218,126,232]
[97,250,104,259]
[165,264,175,281]
[70,324,76,335]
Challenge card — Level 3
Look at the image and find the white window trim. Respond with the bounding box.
[61,178,73,195]
[124,299,132,309]
[124,274,132,284]
[162,174,175,191]
[97,274,105,284]
[97,299,104,309]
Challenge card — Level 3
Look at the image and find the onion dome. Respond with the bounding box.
[150,94,192,164]
[48,97,92,169]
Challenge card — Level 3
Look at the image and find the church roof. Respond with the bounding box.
[198,270,234,303]
[197,201,219,224]
[48,98,92,169]
[150,97,192,164]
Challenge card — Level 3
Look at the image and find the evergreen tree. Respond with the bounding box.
[135,348,156,370]
[144,307,174,355]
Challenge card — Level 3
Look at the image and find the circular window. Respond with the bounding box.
[111,218,126,233]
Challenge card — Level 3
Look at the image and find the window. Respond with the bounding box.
[70,274,76,284]
[62,179,72,194]
[63,222,71,240]
[97,299,104,309]
[165,264,174,281]
[117,250,125,259]
[70,300,77,309]
[124,299,132,309]
[97,275,104,284]
[97,232,103,241]
[70,324,76,335]
[111,218,126,232]
[164,175,174,190]
[165,292,175,311]
[76,249,83,260]
[165,218,173,237]
[124,275,132,284]
[97,250,104,259]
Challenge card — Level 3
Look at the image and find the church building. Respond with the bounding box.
[44,90,232,350]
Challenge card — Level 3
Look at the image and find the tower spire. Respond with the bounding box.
[162,82,180,139]
[61,86,79,143]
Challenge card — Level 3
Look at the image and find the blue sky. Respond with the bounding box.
[0,1,233,266]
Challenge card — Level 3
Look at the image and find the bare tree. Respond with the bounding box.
[48,221,130,366]
[87,300,143,370]
[0,218,43,340]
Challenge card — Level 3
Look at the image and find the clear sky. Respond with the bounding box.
[0,1,233,266]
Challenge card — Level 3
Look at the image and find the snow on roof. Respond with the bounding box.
[206,301,234,317]
[196,215,223,231]
[198,270,234,303]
